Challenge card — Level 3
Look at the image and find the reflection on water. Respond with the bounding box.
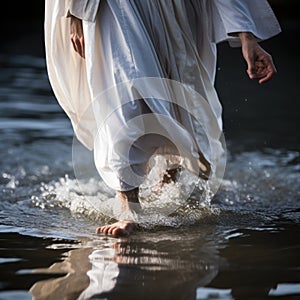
[25,224,300,299]
[269,284,300,297]
[30,246,92,300]
[29,227,223,300]
[0,54,299,299]
[197,288,233,300]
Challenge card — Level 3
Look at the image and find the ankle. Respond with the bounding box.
[115,188,141,221]
[116,188,139,203]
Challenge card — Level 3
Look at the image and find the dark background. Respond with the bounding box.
[0,1,298,57]
[0,0,299,152]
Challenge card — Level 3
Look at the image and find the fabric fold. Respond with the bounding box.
[44,0,281,190]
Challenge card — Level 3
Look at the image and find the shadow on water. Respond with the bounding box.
[0,2,300,299]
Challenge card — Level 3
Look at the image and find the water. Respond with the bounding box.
[1,29,300,299]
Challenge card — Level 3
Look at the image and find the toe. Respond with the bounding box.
[108,225,118,235]
[103,226,111,235]
[97,225,109,235]
[96,226,105,234]
[112,227,128,237]
[96,221,136,237]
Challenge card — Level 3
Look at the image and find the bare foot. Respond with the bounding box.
[96,188,140,238]
[96,220,136,237]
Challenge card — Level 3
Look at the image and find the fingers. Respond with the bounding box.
[245,55,256,80]
[258,56,277,84]
[70,15,85,59]
[247,57,277,84]
[240,35,277,84]
[245,49,277,84]
[70,35,85,58]
[257,67,275,84]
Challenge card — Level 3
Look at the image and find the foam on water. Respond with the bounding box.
[24,148,299,234]
[30,171,219,230]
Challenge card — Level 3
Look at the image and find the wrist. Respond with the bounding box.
[238,32,257,42]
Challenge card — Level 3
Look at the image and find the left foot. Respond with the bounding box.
[96,220,136,237]
[96,188,140,238]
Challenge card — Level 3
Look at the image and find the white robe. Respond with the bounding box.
[44,0,281,191]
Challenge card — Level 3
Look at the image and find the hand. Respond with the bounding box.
[239,32,277,84]
[70,15,85,59]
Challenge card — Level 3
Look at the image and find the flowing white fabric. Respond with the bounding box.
[44,0,281,190]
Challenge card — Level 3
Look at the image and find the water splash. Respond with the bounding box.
[1,146,299,237]
[25,148,300,232]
